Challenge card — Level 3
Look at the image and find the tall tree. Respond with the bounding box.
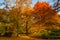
[10,0,32,36]
[33,2,58,27]
[0,0,33,36]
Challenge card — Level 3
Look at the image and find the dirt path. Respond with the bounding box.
[0,36,59,40]
[0,36,41,40]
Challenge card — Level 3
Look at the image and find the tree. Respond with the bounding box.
[53,0,60,12]
[33,2,58,27]
[0,9,16,36]
[0,0,33,36]
[9,0,32,36]
[21,6,34,35]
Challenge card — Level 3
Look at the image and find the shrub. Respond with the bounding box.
[43,29,60,39]
[34,28,60,39]
[0,22,14,37]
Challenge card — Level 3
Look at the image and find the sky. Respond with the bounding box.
[0,0,4,8]
[0,0,60,14]
[0,0,57,8]
[32,0,57,7]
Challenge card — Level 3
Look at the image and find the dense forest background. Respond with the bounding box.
[0,0,60,39]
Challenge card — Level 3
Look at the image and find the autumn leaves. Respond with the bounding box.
[0,1,59,36]
[34,2,51,11]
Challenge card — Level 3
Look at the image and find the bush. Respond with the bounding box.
[43,29,60,39]
[34,28,60,39]
[0,22,14,37]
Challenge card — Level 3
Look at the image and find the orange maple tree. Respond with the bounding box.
[34,2,50,11]
[33,2,58,25]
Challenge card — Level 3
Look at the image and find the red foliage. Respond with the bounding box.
[34,2,51,11]
[33,2,57,17]
[33,2,58,24]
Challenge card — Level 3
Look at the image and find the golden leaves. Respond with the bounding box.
[21,7,34,15]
